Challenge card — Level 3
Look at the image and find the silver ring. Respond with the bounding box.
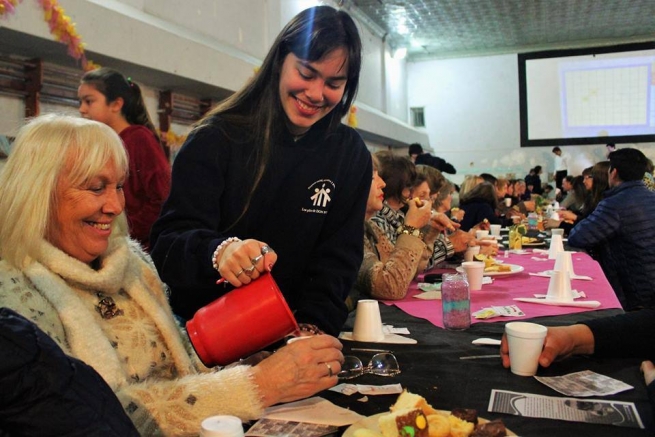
[325,362,333,378]
[244,265,256,276]
[235,269,245,277]
[251,254,263,265]
[261,245,272,255]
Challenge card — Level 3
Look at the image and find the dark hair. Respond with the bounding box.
[196,6,361,220]
[81,68,160,143]
[479,173,497,184]
[647,158,654,174]
[564,175,574,184]
[588,161,610,212]
[408,143,423,156]
[460,181,498,209]
[569,176,586,212]
[552,146,561,153]
[582,166,593,177]
[608,148,647,182]
[534,165,542,174]
[375,151,416,203]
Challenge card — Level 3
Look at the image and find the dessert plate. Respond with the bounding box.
[343,411,516,436]
[457,264,524,277]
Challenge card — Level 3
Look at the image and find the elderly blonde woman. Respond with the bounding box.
[0,115,343,436]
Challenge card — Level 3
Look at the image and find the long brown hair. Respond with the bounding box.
[195,6,362,223]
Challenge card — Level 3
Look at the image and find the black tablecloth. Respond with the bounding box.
[322,305,653,436]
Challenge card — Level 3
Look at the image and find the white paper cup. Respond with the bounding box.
[461,261,484,291]
[490,224,501,236]
[475,230,490,240]
[554,251,577,277]
[505,322,547,376]
[550,228,565,237]
[464,245,481,262]
[548,234,564,260]
[200,415,244,437]
[353,300,385,342]
[546,270,574,302]
[504,198,512,207]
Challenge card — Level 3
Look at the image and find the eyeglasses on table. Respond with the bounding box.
[338,352,400,380]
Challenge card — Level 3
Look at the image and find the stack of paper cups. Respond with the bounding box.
[554,251,577,277]
[546,270,574,302]
[548,234,564,259]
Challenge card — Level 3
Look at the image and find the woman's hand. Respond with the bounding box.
[641,361,655,386]
[217,239,278,287]
[428,211,459,233]
[450,208,465,222]
[404,199,433,229]
[559,210,578,222]
[501,325,595,370]
[544,218,562,230]
[252,335,344,406]
[448,230,472,253]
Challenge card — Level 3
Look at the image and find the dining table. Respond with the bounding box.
[322,248,654,436]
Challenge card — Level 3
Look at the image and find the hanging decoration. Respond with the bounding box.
[347,105,358,128]
[37,0,98,71]
[0,0,21,17]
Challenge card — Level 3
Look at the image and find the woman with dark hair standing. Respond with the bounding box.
[79,67,170,250]
[150,6,371,336]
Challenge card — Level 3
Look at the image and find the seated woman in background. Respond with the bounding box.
[372,151,455,271]
[560,175,586,214]
[546,162,610,235]
[0,115,344,436]
[458,174,483,199]
[458,182,502,232]
[348,154,430,306]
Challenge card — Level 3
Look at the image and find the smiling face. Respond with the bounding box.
[48,159,126,264]
[278,48,348,136]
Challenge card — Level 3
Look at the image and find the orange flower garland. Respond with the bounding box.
[37,0,97,71]
[0,0,21,17]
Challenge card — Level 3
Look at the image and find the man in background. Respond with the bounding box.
[568,148,655,311]
[552,146,569,191]
[408,143,456,174]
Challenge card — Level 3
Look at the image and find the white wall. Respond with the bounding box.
[408,54,655,184]
[0,0,425,146]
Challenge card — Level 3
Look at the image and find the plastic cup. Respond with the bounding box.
[490,224,501,236]
[186,273,298,367]
[461,261,484,291]
[505,322,547,376]
[504,198,512,207]
[546,270,574,302]
[353,300,385,342]
[554,251,577,277]
[200,415,244,437]
[475,230,490,240]
[548,234,564,259]
[464,245,481,262]
[550,228,565,237]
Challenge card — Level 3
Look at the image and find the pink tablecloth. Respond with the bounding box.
[382,251,622,328]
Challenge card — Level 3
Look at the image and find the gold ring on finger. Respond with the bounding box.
[244,265,256,276]
[251,254,263,265]
[261,245,272,255]
[235,269,245,277]
[324,362,333,378]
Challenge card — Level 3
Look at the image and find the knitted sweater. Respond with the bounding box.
[119,125,171,251]
[568,180,655,310]
[150,116,371,335]
[0,237,264,436]
[354,220,426,301]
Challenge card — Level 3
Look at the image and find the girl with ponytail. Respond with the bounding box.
[79,67,170,250]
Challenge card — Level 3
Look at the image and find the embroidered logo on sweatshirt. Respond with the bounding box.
[302,179,335,214]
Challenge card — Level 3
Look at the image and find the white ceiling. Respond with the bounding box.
[346,0,655,61]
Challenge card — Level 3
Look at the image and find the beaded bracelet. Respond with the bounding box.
[212,237,241,271]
